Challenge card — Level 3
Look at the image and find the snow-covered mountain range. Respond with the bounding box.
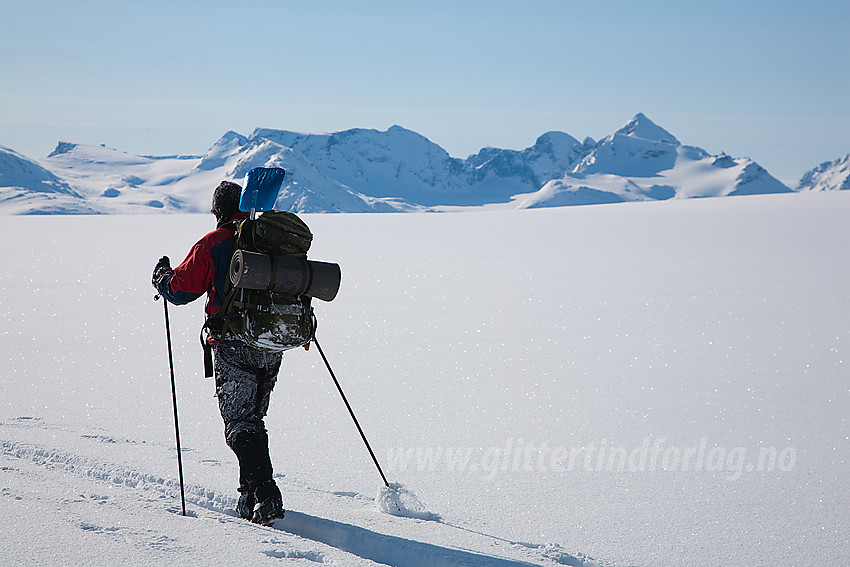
[0,146,95,214]
[0,113,844,214]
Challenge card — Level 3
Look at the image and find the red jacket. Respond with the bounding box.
[157,211,249,316]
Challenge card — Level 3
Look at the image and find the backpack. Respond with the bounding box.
[218,210,315,353]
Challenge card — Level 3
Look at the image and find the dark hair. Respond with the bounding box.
[211,181,242,223]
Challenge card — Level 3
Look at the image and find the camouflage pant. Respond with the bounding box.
[214,343,283,491]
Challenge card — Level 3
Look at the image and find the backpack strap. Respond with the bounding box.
[217,279,241,346]
[199,219,242,378]
[200,322,215,378]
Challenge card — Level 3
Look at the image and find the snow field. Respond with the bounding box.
[1,191,848,566]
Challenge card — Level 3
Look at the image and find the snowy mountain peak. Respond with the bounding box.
[615,113,680,145]
[44,142,152,167]
[572,114,683,178]
[797,153,850,192]
[0,145,94,214]
[196,131,250,171]
[531,131,582,153]
[0,146,78,195]
[47,142,79,158]
[386,124,418,136]
[219,130,250,146]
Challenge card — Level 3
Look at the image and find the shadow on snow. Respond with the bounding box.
[275,510,544,567]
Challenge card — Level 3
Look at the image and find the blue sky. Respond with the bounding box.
[1,0,847,183]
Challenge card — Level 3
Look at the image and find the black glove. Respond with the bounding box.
[152,255,173,288]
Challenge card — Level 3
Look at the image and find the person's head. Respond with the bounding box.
[211,181,242,224]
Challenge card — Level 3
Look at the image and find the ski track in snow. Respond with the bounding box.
[0,418,605,567]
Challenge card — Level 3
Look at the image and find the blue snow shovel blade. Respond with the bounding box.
[239,167,286,213]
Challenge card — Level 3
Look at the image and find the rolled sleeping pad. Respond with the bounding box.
[229,249,341,302]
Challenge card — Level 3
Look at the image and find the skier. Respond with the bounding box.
[151,180,285,524]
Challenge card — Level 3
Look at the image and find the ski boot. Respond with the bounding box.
[251,481,284,525]
[236,486,255,521]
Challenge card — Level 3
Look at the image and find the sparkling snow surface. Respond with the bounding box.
[1,192,848,566]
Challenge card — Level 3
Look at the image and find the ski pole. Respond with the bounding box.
[155,282,187,516]
[312,333,391,489]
